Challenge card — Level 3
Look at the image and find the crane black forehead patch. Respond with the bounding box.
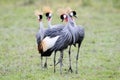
[60,15,64,20]
[46,13,49,17]
[72,11,76,16]
[60,14,67,19]
[39,15,43,19]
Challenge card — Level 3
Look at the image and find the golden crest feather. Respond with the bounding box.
[57,8,67,15]
[43,6,52,13]
[65,7,72,13]
[34,10,43,16]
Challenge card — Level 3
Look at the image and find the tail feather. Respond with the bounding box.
[38,42,43,53]
[38,40,47,53]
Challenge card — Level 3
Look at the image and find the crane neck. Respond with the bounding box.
[48,20,52,28]
[72,19,77,27]
[67,15,77,27]
[67,15,76,44]
[39,21,44,29]
[47,17,53,28]
[64,15,72,29]
[39,21,45,40]
[39,21,45,33]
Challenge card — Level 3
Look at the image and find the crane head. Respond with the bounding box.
[60,14,68,22]
[38,15,43,21]
[45,12,52,21]
[65,7,77,18]
[43,6,52,21]
[69,11,77,18]
[34,10,43,21]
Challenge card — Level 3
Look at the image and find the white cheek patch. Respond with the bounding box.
[70,12,73,16]
[38,16,40,20]
[49,13,52,17]
[63,15,67,18]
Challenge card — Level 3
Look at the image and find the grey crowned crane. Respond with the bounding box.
[43,7,67,72]
[43,6,64,29]
[52,14,76,74]
[35,10,48,68]
[66,7,85,74]
[58,7,85,74]
[38,10,76,74]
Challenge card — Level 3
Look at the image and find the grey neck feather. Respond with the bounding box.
[67,15,76,44]
[39,21,44,29]
[48,18,53,28]
[39,21,45,40]
[72,19,77,27]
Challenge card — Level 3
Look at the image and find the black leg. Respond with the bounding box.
[54,52,56,73]
[76,43,81,74]
[60,50,63,75]
[41,55,43,68]
[68,45,73,73]
[55,51,63,66]
[55,53,60,66]
[44,57,47,68]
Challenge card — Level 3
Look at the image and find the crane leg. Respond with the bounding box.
[55,59,60,66]
[41,55,43,68]
[60,50,63,74]
[44,57,47,68]
[68,46,73,73]
[54,52,56,73]
[55,52,63,66]
[76,43,81,74]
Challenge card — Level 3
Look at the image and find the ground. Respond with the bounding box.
[0,0,120,80]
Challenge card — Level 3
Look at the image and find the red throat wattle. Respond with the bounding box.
[65,18,68,22]
[39,19,41,22]
[48,17,51,21]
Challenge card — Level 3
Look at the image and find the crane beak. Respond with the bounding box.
[61,19,64,22]
[38,19,41,22]
[74,15,77,18]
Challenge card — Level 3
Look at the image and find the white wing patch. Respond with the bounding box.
[42,36,59,52]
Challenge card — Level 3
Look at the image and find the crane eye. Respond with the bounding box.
[60,14,66,22]
[38,15,43,20]
[46,13,52,18]
[60,14,66,19]
[60,15,64,20]
[45,13,49,17]
[72,11,77,17]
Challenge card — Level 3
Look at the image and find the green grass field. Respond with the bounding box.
[0,0,120,80]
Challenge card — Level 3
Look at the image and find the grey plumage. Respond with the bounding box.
[51,24,73,51]
[36,21,45,44]
[51,16,74,51]
[68,17,85,73]
[37,12,65,68]
[47,15,75,74]
[35,18,50,68]
[38,13,65,68]
[36,10,85,74]
[44,24,64,38]
[56,12,85,73]
[40,15,75,74]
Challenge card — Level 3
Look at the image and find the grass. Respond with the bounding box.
[0,0,120,80]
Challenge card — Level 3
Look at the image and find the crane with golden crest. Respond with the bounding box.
[34,7,85,74]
